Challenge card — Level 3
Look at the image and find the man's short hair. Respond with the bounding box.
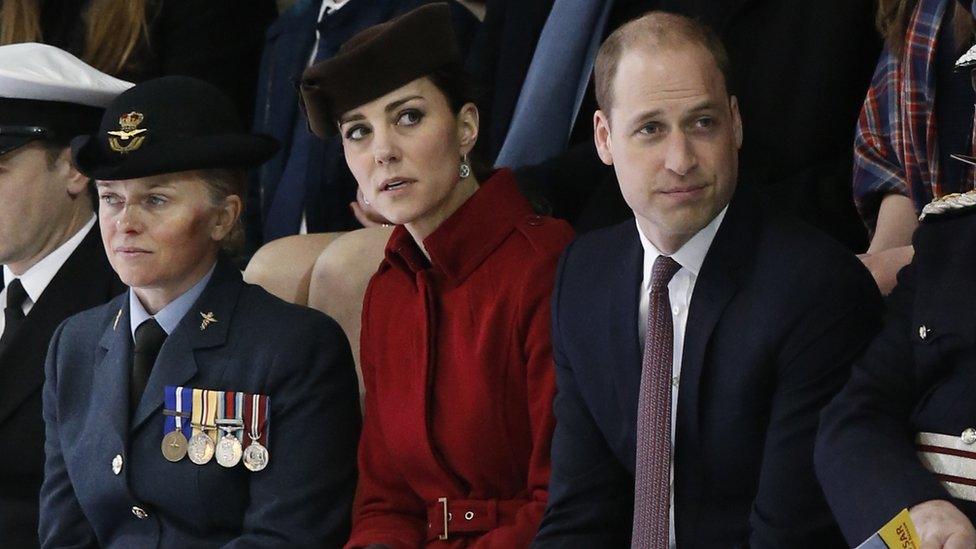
[594,11,734,112]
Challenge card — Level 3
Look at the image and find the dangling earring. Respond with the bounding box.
[459,153,471,179]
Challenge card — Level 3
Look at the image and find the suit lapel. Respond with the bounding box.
[673,189,754,543]
[130,259,242,431]
[608,223,644,452]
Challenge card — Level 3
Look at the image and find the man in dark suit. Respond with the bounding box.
[533,12,883,547]
[0,44,131,548]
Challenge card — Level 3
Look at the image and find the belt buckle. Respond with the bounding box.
[437,497,449,540]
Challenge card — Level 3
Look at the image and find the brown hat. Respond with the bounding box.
[299,2,461,138]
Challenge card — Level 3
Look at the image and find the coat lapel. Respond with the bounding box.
[673,189,754,543]
[608,224,644,457]
[96,296,134,444]
[130,259,242,431]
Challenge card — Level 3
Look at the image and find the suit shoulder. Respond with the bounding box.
[559,219,634,266]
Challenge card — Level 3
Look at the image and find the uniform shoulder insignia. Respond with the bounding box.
[919,190,976,221]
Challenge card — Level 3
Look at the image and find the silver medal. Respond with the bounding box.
[243,441,269,472]
[187,431,215,465]
[215,433,243,467]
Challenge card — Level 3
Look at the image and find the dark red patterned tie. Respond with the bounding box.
[632,255,681,548]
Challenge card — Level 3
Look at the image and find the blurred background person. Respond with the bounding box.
[0,0,276,123]
[854,0,975,294]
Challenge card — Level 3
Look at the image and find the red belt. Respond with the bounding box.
[425,497,527,542]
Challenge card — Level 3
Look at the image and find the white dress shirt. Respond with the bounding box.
[0,215,96,339]
[635,206,727,548]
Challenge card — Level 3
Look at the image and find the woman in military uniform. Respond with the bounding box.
[38,75,361,548]
[300,4,574,547]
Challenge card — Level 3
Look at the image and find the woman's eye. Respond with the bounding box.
[146,195,167,206]
[396,109,422,126]
[345,125,369,141]
[100,194,121,205]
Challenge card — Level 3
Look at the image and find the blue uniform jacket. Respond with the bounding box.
[38,258,361,548]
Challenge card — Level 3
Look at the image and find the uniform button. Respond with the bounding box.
[112,454,123,476]
[526,214,544,226]
[919,325,930,340]
[962,428,976,445]
[464,511,475,520]
[131,506,148,520]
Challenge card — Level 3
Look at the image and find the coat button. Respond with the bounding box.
[464,511,475,520]
[112,454,123,476]
[962,428,976,445]
[526,214,544,226]
[131,506,148,520]
[918,325,930,340]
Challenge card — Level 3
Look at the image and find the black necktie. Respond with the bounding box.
[0,278,28,349]
[131,318,167,410]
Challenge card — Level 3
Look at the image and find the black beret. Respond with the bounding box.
[72,75,279,180]
[300,2,461,138]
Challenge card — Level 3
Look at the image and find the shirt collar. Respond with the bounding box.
[129,261,217,339]
[3,215,96,304]
[636,206,728,290]
[383,169,532,286]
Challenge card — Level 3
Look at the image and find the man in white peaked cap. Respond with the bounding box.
[0,43,131,547]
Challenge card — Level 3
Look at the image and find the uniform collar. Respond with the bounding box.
[3,214,96,304]
[129,261,217,338]
[383,168,532,286]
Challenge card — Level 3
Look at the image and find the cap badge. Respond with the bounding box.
[107,111,148,154]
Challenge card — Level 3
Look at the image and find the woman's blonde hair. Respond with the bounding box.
[0,0,148,75]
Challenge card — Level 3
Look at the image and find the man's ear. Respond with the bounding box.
[593,109,614,166]
[55,147,89,198]
[457,102,480,156]
[730,96,743,149]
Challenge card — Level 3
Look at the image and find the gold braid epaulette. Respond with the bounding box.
[919,190,976,221]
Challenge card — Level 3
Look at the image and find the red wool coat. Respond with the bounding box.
[346,169,574,548]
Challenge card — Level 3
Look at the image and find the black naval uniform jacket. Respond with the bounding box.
[816,203,976,545]
[0,225,124,549]
[38,257,361,548]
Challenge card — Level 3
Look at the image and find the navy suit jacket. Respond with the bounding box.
[816,208,976,544]
[38,258,361,548]
[0,225,123,549]
[533,188,883,547]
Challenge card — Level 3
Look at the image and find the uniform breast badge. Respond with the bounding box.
[107,111,147,154]
[199,311,217,331]
[187,388,218,465]
[215,391,244,468]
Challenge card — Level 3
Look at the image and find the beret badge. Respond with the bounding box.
[107,111,147,154]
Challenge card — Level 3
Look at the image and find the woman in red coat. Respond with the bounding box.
[300,4,573,547]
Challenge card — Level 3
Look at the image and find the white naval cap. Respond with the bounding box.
[0,42,132,106]
[0,43,133,156]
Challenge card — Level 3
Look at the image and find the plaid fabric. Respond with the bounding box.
[853,0,976,232]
